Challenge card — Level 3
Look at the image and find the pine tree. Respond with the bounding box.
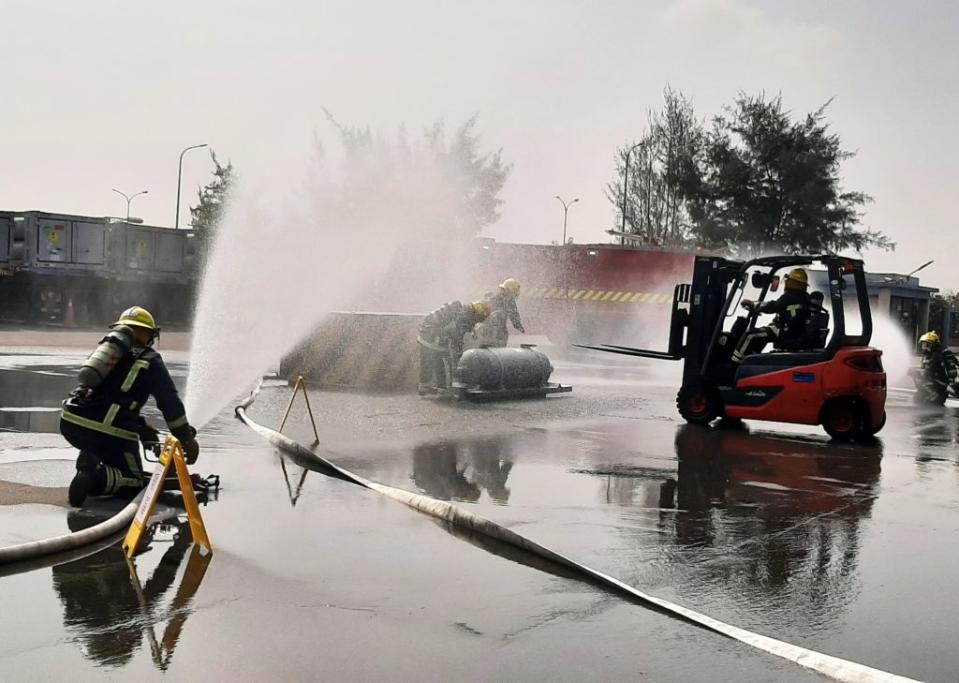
[609,90,893,255]
[189,150,235,232]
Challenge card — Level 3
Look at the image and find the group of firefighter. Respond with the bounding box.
[733,267,958,405]
[416,277,525,395]
[914,330,959,405]
[57,268,958,509]
[54,282,529,509]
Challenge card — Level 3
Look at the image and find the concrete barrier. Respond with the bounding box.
[280,312,422,391]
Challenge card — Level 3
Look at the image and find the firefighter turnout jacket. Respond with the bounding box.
[61,346,194,445]
[485,289,524,333]
[419,301,486,355]
[755,290,811,341]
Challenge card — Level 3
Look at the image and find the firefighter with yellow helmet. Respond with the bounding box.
[481,278,525,347]
[914,330,959,405]
[417,300,491,394]
[60,306,200,506]
[732,268,813,362]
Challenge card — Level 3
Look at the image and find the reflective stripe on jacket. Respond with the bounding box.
[757,291,810,341]
[61,347,193,442]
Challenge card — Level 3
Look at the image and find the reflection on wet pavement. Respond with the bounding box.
[412,437,514,504]
[361,422,883,636]
[6,353,959,681]
[0,364,75,433]
[0,355,187,434]
[913,407,959,454]
[52,513,209,670]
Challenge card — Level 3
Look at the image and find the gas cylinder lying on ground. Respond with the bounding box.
[453,345,572,400]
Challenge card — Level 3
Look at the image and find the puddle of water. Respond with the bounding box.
[5,353,959,681]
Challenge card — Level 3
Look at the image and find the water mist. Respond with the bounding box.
[870,312,915,388]
[185,129,485,427]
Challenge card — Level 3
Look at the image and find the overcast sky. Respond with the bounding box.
[1,0,955,286]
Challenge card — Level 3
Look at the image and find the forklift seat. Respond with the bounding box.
[736,350,833,380]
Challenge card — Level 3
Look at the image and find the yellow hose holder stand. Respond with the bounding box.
[122,436,212,559]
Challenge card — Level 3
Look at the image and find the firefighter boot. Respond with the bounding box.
[106,451,147,500]
[68,451,107,507]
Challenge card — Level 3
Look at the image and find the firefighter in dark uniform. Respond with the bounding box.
[914,330,959,405]
[60,306,200,506]
[417,300,491,394]
[732,268,812,362]
[482,278,525,347]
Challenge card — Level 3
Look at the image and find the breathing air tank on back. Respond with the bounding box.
[77,325,135,389]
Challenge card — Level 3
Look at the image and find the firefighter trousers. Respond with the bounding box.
[419,345,454,390]
[732,325,779,362]
[60,419,145,496]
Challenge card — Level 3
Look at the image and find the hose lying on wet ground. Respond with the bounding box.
[236,386,917,683]
[0,493,143,570]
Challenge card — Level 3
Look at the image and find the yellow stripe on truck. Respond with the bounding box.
[525,287,672,305]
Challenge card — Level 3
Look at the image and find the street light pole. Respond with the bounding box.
[175,143,208,229]
[555,195,580,245]
[621,141,643,246]
[907,260,934,279]
[555,195,579,303]
[111,188,149,220]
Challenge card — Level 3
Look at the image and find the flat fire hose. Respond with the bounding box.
[0,493,143,572]
[235,387,917,683]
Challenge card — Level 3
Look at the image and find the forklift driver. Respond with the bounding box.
[731,268,812,362]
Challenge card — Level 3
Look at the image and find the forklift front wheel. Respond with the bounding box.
[821,399,864,441]
[677,385,721,425]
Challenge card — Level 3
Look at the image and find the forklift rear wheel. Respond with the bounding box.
[866,410,887,436]
[677,385,720,425]
[822,400,864,440]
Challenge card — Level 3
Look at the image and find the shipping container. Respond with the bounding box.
[0,213,11,263]
[0,210,201,326]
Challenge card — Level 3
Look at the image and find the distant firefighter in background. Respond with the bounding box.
[417,300,491,394]
[913,330,959,405]
[477,278,525,347]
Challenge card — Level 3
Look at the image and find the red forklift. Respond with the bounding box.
[578,254,887,440]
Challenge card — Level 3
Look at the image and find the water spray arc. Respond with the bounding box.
[183,123,494,427]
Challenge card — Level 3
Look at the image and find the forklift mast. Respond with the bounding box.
[680,256,741,384]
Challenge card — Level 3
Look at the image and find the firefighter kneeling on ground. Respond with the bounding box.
[732,268,812,363]
[417,300,491,394]
[479,278,525,347]
[60,306,200,506]
[914,330,959,405]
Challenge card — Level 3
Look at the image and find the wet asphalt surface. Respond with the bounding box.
[1,349,959,681]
